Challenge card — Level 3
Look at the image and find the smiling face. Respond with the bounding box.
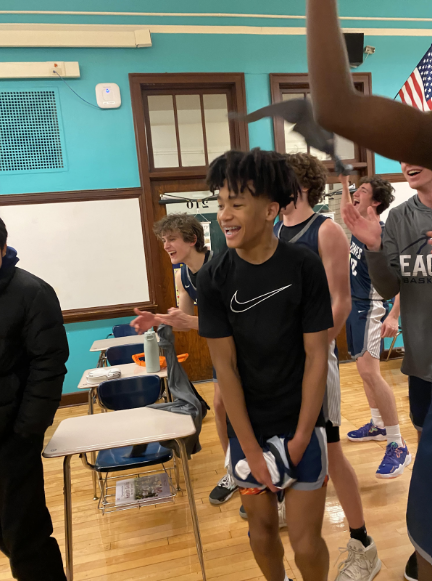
[352,182,379,217]
[401,163,432,193]
[160,230,196,264]
[217,181,279,250]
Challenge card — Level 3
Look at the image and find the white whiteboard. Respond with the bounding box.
[0,198,149,310]
[381,181,414,222]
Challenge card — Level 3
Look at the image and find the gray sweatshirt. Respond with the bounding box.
[366,195,432,382]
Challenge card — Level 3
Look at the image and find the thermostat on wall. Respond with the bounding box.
[95,83,121,109]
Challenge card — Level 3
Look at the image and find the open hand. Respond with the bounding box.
[155,308,192,331]
[130,309,158,334]
[342,205,382,251]
[381,316,399,338]
[245,449,278,492]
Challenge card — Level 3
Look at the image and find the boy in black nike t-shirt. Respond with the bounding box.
[197,149,333,581]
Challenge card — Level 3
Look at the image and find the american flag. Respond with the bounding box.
[399,43,432,111]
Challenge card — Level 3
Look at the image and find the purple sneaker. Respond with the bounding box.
[376,441,412,479]
[347,421,387,442]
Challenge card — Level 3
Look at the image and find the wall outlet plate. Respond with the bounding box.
[95,83,121,109]
[364,45,376,55]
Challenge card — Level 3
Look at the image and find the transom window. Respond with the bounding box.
[144,90,233,171]
[270,74,375,177]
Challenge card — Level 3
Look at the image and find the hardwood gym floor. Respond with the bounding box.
[0,359,417,581]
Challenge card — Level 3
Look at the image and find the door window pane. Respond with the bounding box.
[176,95,206,167]
[282,93,308,155]
[147,95,179,168]
[203,94,231,163]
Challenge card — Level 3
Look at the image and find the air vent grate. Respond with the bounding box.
[0,89,65,174]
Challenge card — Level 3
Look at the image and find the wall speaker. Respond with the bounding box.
[343,33,365,67]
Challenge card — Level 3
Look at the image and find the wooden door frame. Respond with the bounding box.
[129,73,249,316]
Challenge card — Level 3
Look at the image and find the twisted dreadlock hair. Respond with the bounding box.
[206,148,301,209]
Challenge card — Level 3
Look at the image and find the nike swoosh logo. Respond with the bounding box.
[185,285,190,288]
[230,285,292,313]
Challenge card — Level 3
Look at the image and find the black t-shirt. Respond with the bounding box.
[197,242,333,439]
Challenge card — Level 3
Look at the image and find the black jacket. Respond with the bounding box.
[0,254,69,441]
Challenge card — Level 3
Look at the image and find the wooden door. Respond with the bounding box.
[129,73,249,381]
[151,180,216,381]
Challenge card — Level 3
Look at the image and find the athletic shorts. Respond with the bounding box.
[346,299,388,360]
[227,427,328,493]
[409,376,432,431]
[325,420,340,444]
[324,340,341,427]
[407,400,432,566]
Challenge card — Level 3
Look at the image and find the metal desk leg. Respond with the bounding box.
[176,439,206,581]
[88,387,94,416]
[96,349,107,368]
[63,455,73,581]
[87,387,99,500]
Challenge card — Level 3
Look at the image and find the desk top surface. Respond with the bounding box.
[43,407,195,458]
[90,335,145,352]
[78,363,167,389]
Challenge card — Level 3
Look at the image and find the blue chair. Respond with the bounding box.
[106,343,144,366]
[94,375,178,513]
[112,324,138,338]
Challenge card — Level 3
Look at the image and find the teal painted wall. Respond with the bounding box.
[1,33,429,195]
[2,3,423,390]
[64,317,136,394]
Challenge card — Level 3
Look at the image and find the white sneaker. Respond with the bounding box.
[278,500,287,528]
[335,538,381,581]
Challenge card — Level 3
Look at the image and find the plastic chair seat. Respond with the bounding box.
[112,324,138,338]
[95,443,173,473]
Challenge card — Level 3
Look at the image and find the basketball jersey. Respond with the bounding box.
[180,250,213,303]
[349,224,385,302]
[274,212,341,426]
[274,213,329,252]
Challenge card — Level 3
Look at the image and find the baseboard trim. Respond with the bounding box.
[60,391,88,408]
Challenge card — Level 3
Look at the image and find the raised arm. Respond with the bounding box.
[318,219,352,343]
[306,0,432,169]
[339,174,352,216]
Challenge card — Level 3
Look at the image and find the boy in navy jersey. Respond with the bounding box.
[275,153,380,581]
[341,177,410,478]
[198,149,333,581]
[131,214,237,506]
